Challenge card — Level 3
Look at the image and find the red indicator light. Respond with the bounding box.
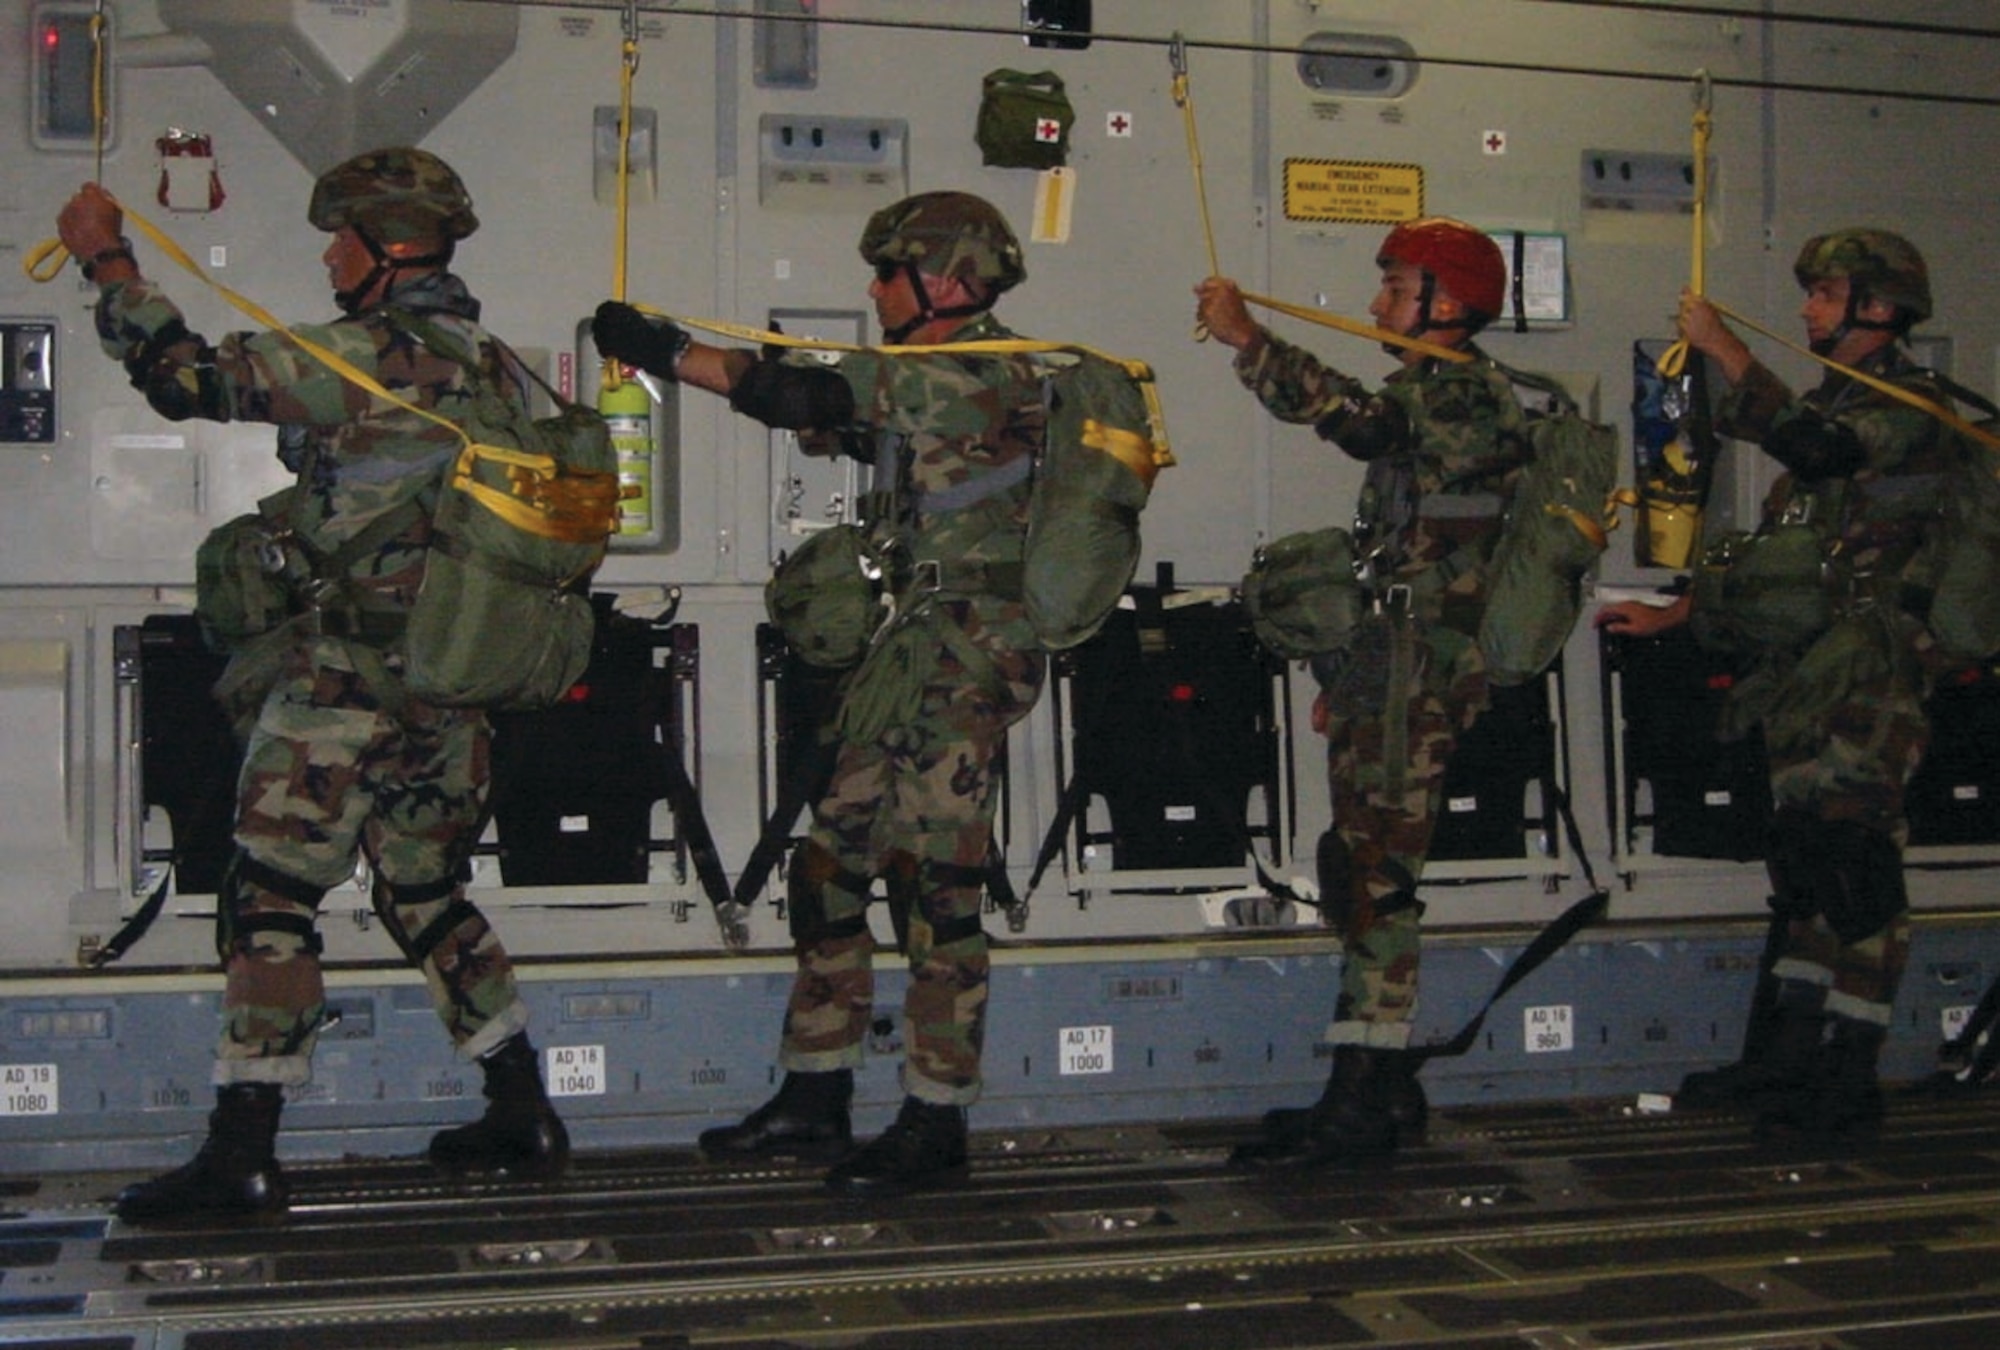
[1704,673,1734,691]
[563,682,593,704]
[45,23,61,52]
[1168,682,1197,703]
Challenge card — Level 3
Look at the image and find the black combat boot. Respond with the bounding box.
[1681,980,1828,1112]
[114,1083,288,1223]
[428,1033,570,1179]
[1760,1015,1886,1146]
[824,1095,969,1197]
[698,1069,854,1162]
[1258,1048,1428,1150]
[1749,1005,1845,1144]
[1232,1045,1410,1169]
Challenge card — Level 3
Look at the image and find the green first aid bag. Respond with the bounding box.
[1240,526,1363,661]
[976,68,1075,170]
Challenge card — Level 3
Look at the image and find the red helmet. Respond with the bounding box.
[1376,217,1507,324]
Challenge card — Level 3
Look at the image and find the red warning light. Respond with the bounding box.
[1168,681,1197,704]
[45,23,62,52]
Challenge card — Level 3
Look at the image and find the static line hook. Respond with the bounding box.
[622,0,640,46]
[1691,67,1713,115]
[1169,31,1189,80]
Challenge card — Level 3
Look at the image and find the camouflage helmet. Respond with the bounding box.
[1376,217,1508,322]
[1793,228,1931,324]
[308,147,479,247]
[859,191,1026,293]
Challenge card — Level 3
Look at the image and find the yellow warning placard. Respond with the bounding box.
[1283,159,1424,224]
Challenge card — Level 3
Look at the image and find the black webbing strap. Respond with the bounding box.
[1942,966,2000,1082]
[1411,776,1610,1062]
[85,867,175,968]
[1509,230,1528,335]
[732,722,843,911]
[655,720,746,949]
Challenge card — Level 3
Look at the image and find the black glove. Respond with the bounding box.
[592,300,691,379]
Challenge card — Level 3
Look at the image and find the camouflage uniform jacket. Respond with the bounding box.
[798,311,1048,650]
[1234,332,1529,635]
[1718,345,1957,613]
[94,270,519,620]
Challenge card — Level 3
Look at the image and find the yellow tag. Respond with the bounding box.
[1033,166,1074,244]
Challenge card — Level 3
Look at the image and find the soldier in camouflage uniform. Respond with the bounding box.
[594,192,1053,1196]
[57,149,568,1223]
[1598,229,1955,1144]
[1195,219,1529,1168]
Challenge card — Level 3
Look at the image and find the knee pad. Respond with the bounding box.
[913,859,989,949]
[786,840,872,947]
[1820,822,1908,945]
[218,853,328,961]
[370,865,477,964]
[1764,807,1828,920]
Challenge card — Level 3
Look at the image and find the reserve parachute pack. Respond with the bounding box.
[1239,526,1362,661]
[765,522,884,669]
[1477,365,1621,686]
[389,310,622,710]
[1688,522,1834,657]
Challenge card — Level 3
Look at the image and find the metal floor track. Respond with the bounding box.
[6,1091,2000,1348]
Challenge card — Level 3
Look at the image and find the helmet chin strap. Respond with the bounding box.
[1380,271,1461,357]
[333,226,450,315]
[881,261,993,344]
[1811,286,1903,357]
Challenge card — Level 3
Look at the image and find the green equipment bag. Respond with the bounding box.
[1689,522,1834,657]
[766,523,885,669]
[1240,526,1363,661]
[976,68,1075,170]
[1477,369,1621,686]
[390,312,622,711]
[1022,353,1173,649]
[194,486,300,653]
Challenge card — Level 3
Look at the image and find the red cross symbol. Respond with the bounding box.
[1484,130,1507,154]
[1109,112,1131,136]
[1036,118,1062,143]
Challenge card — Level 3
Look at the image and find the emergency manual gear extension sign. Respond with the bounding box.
[1283,159,1424,225]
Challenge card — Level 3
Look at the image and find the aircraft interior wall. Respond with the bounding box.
[4,1,2000,1159]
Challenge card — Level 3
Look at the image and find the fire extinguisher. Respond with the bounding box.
[598,369,654,539]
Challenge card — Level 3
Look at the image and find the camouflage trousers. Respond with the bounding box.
[779,626,1045,1106]
[1760,639,1928,1026]
[1763,623,1931,841]
[216,635,526,1087]
[1322,619,1488,1049]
